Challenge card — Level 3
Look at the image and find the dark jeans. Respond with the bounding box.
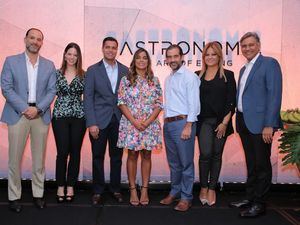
[52,117,86,187]
[90,114,123,194]
[197,118,226,190]
[236,112,272,204]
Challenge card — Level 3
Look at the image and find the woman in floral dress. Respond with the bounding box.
[52,43,86,203]
[117,48,163,206]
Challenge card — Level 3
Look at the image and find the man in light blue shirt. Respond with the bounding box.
[160,44,200,211]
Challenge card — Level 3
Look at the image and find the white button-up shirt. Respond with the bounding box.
[237,53,260,112]
[103,59,118,93]
[164,66,201,122]
[25,52,39,103]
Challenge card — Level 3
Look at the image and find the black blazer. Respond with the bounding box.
[195,69,237,136]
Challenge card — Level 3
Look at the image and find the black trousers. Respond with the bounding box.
[52,117,86,186]
[90,114,123,194]
[236,112,272,204]
[197,118,226,190]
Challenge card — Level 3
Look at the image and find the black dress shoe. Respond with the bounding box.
[9,200,22,213]
[229,200,251,208]
[240,203,266,218]
[92,194,102,206]
[33,197,46,209]
[112,192,123,203]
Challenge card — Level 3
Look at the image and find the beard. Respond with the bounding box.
[26,44,41,54]
[169,61,182,71]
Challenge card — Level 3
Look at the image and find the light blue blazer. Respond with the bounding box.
[236,54,283,134]
[1,52,56,125]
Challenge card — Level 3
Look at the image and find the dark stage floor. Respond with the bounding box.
[0,182,299,225]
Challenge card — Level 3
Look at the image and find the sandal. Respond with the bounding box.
[140,186,149,206]
[129,186,139,206]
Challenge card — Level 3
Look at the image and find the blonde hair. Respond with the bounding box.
[200,41,227,82]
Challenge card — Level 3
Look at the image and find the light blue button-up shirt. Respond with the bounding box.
[164,66,201,122]
[103,59,118,93]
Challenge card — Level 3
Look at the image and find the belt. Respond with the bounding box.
[28,103,36,106]
[164,115,187,123]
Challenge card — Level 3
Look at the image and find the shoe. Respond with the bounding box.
[140,186,149,206]
[207,189,216,206]
[129,187,139,206]
[9,200,22,213]
[229,199,252,208]
[239,203,266,218]
[56,195,65,203]
[33,197,46,209]
[174,200,192,212]
[65,195,74,202]
[66,186,74,202]
[112,192,123,203]
[199,188,208,205]
[160,195,177,205]
[92,194,102,206]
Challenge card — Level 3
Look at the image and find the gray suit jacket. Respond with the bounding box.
[1,52,56,125]
[84,60,129,129]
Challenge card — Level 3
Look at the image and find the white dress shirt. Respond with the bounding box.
[25,52,39,103]
[164,65,201,122]
[237,53,260,112]
[103,59,118,93]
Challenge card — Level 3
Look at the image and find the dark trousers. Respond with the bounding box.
[197,118,226,190]
[52,117,86,187]
[236,112,272,204]
[90,114,123,194]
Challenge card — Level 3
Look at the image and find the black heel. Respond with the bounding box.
[65,195,74,202]
[129,186,139,206]
[56,195,65,203]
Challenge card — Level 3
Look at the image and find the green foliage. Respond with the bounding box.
[279,124,300,166]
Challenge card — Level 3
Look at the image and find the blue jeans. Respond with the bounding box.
[163,119,196,201]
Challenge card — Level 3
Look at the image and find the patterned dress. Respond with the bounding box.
[53,70,85,119]
[117,75,163,151]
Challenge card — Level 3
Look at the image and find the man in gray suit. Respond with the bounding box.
[84,37,128,205]
[1,28,56,212]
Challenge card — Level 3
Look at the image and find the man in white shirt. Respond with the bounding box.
[229,32,282,218]
[160,44,200,211]
[1,28,56,212]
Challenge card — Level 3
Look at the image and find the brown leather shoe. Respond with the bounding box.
[174,200,192,212]
[92,194,102,206]
[160,195,176,205]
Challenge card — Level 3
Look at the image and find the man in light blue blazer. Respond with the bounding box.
[229,32,282,218]
[84,37,128,205]
[1,28,56,212]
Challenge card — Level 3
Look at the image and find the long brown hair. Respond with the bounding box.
[127,48,154,86]
[60,42,84,79]
[200,41,226,82]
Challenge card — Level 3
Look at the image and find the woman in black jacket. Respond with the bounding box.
[196,41,236,206]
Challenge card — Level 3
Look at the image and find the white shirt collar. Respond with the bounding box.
[171,65,185,75]
[25,52,39,67]
[103,59,117,69]
[246,52,260,66]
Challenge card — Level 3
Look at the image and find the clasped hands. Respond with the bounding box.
[132,119,151,131]
[22,106,39,120]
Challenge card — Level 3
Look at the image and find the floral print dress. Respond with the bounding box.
[117,75,163,151]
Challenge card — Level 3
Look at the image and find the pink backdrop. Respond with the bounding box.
[0,0,299,184]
